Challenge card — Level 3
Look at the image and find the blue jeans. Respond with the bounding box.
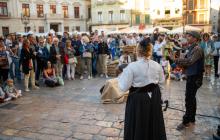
[111,47,116,60]
[10,57,21,80]
[92,55,98,76]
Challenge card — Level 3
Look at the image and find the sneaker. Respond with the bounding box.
[80,76,83,80]
[105,74,109,79]
[176,123,190,131]
[32,86,39,90]
[100,74,104,77]
[25,88,30,92]
[4,97,12,102]
[88,75,91,80]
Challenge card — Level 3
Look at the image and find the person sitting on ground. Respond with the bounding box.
[100,64,129,104]
[4,79,22,100]
[0,86,6,103]
[118,51,131,66]
[170,66,183,81]
[43,61,64,87]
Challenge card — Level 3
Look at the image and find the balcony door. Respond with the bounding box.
[50,24,59,32]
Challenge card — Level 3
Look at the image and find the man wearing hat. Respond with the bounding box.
[169,31,204,130]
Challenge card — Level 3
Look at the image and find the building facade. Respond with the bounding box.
[0,0,91,36]
[183,0,211,32]
[150,0,183,29]
[210,0,220,33]
[91,0,152,32]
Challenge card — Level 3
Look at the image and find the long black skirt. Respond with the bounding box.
[124,84,166,140]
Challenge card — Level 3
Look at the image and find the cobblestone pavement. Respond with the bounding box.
[0,77,220,140]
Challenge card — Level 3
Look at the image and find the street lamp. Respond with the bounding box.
[21,14,30,33]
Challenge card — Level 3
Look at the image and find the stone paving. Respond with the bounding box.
[0,77,220,140]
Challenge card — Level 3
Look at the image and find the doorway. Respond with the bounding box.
[50,24,59,32]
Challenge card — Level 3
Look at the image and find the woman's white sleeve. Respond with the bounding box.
[118,66,133,92]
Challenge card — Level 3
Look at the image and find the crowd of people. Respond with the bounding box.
[0,28,220,139]
[0,29,219,101]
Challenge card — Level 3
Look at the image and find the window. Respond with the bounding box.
[187,14,194,24]
[165,10,170,15]
[74,7,80,18]
[188,0,194,10]
[98,11,102,22]
[37,5,44,17]
[22,4,30,17]
[76,26,80,31]
[135,15,140,24]
[0,2,8,16]
[64,26,69,32]
[2,27,9,36]
[200,0,205,9]
[63,6,68,18]
[39,26,44,33]
[108,11,113,22]
[24,26,31,32]
[120,10,125,21]
[145,14,150,24]
[50,5,56,14]
[88,7,91,19]
[175,8,180,14]
[199,14,205,24]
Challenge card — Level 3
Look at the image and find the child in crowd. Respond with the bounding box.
[4,79,22,100]
[118,51,131,66]
[161,57,170,79]
[170,66,183,81]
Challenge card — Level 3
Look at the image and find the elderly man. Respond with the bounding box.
[169,31,204,130]
[50,37,65,78]
[35,37,49,83]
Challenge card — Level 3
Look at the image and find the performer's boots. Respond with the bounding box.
[213,125,220,140]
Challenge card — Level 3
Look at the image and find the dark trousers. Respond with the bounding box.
[36,60,45,81]
[214,56,219,76]
[183,74,203,124]
[0,68,9,83]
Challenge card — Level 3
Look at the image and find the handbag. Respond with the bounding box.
[74,57,78,64]
[68,58,75,64]
[83,52,92,58]
[64,54,69,64]
[0,58,8,67]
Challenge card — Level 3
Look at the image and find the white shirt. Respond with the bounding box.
[126,38,137,46]
[213,41,220,56]
[118,58,164,92]
[119,55,131,66]
[153,42,163,56]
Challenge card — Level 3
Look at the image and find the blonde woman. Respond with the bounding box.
[65,40,76,80]
[79,36,94,80]
[118,38,166,140]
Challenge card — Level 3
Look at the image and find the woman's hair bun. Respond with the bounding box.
[139,37,151,50]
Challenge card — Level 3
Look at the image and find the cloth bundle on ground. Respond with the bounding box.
[100,78,128,104]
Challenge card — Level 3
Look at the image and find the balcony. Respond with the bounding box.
[106,0,126,5]
[45,13,64,19]
[92,20,129,26]
[0,12,11,19]
[37,13,45,18]
[96,0,126,5]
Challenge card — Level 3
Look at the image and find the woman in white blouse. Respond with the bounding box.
[118,38,166,140]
